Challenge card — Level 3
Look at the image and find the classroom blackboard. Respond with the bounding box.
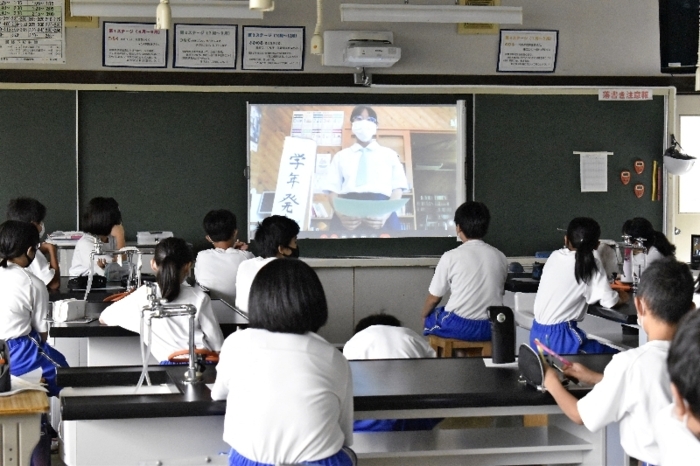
[0,89,666,257]
[0,90,76,232]
[474,94,665,257]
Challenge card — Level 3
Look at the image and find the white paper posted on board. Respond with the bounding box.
[579,152,610,192]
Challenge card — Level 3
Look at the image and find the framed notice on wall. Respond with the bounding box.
[103,22,168,68]
[0,0,65,63]
[242,26,304,71]
[497,30,558,73]
[174,24,237,69]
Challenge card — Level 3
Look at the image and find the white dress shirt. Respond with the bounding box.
[534,248,619,325]
[69,234,116,276]
[577,340,672,464]
[211,329,353,464]
[320,140,409,197]
[0,263,49,340]
[100,282,224,362]
[653,403,700,466]
[28,249,55,285]
[428,239,508,320]
[343,325,436,360]
[234,257,276,312]
[195,247,254,305]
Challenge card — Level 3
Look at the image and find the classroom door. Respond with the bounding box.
[670,95,700,262]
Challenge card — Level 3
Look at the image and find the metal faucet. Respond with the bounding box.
[618,235,647,293]
[85,237,143,299]
[140,282,201,384]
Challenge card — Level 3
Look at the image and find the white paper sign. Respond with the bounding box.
[0,0,64,63]
[271,137,317,228]
[242,26,304,71]
[103,22,167,68]
[498,30,558,73]
[578,152,611,192]
[174,24,236,69]
[291,111,345,147]
[598,89,653,101]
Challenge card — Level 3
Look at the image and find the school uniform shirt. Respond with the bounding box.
[28,249,55,286]
[596,241,619,280]
[631,246,664,278]
[320,141,409,197]
[653,403,700,465]
[195,247,254,305]
[69,234,117,276]
[534,248,618,325]
[0,263,49,340]
[343,325,436,360]
[100,282,224,362]
[211,328,353,464]
[428,239,508,321]
[577,340,672,464]
[234,257,276,312]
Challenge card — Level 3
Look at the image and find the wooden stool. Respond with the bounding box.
[428,335,492,358]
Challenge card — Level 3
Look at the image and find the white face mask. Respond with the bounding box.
[352,120,377,143]
[39,222,45,239]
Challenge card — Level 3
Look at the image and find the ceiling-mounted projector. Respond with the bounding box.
[344,39,401,67]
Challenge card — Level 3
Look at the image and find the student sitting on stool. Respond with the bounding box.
[195,209,253,306]
[544,258,695,466]
[422,202,507,343]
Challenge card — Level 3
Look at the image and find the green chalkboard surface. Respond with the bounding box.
[0,90,76,232]
[474,94,665,257]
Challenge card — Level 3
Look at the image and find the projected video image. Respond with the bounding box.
[247,104,464,239]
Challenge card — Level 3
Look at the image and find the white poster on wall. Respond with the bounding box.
[174,24,237,69]
[498,30,558,73]
[103,22,168,68]
[0,0,64,63]
[242,26,304,71]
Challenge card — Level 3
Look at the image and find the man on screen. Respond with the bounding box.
[320,105,409,232]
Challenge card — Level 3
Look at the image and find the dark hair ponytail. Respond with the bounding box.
[567,217,601,284]
[0,220,39,268]
[652,230,676,257]
[154,237,193,301]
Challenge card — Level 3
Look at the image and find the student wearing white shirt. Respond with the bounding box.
[0,221,68,396]
[69,197,126,277]
[344,313,439,433]
[212,259,355,466]
[235,215,299,313]
[544,258,695,466]
[622,217,676,279]
[653,310,700,466]
[195,209,253,305]
[422,202,508,342]
[531,217,627,354]
[321,105,409,232]
[6,197,60,289]
[100,237,223,363]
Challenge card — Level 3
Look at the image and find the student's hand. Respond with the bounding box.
[563,362,603,385]
[616,289,630,305]
[234,240,248,251]
[337,213,362,230]
[543,362,562,390]
[96,258,107,269]
[363,213,391,229]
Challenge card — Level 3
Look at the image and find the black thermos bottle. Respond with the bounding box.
[488,306,515,364]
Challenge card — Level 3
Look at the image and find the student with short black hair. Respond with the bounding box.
[0,220,68,396]
[212,259,355,466]
[69,197,127,276]
[195,209,253,305]
[234,215,300,313]
[100,237,223,363]
[344,313,435,360]
[653,310,700,464]
[6,197,60,289]
[531,217,627,354]
[544,258,695,465]
[422,201,508,342]
[622,217,676,279]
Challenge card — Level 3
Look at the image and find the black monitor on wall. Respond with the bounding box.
[659,0,700,74]
[691,234,700,269]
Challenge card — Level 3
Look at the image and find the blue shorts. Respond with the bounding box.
[354,418,442,432]
[228,447,356,466]
[529,320,618,355]
[6,330,69,397]
[423,307,491,341]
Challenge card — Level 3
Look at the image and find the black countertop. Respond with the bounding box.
[587,299,637,325]
[58,354,612,421]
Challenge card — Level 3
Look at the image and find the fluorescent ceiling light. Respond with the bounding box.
[71,0,264,19]
[340,3,523,24]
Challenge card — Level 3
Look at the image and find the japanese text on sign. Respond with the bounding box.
[598,89,653,101]
[242,26,304,71]
[103,22,167,68]
[498,30,558,73]
[174,24,236,69]
[0,0,64,63]
[271,137,317,228]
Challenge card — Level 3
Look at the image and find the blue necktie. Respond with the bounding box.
[355,148,369,186]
